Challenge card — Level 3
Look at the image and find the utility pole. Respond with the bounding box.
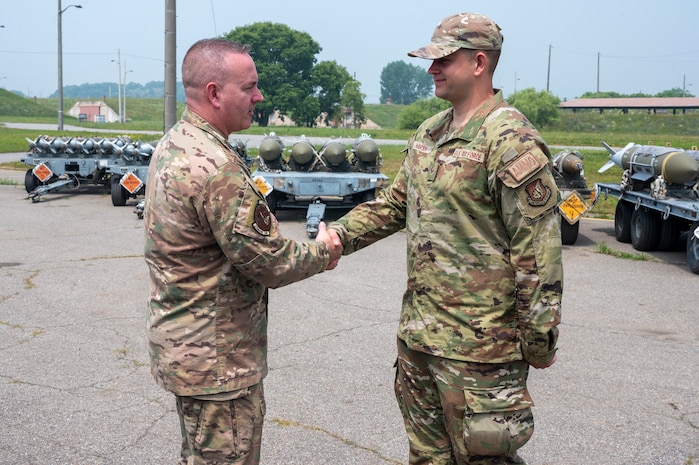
[123,61,132,123]
[597,52,600,94]
[57,0,82,130]
[164,0,177,132]
[546,44,551,93]
[112,50,122,123]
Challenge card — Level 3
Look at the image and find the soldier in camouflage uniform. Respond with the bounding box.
[144,39,342,465]
[328,13,562,465]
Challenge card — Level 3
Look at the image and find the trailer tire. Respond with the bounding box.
[630,208,660,251]
[657,217,682,251]
[353,189,376,204]
[614,200,633,243]
[266,192,279,214]
[111,175,128,206]
[560,219,580,245]
[24,169,39,193]
[686,223,699,274]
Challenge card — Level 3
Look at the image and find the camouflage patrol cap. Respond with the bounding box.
[408,13,503,59]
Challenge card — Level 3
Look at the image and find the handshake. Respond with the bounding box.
[315,222,343,270]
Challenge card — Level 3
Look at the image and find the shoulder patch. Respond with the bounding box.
[497,150,549,188]
[524,178,553,206]
[506,152,540,182]
[251,202,272,236]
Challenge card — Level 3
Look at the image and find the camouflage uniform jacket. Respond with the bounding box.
[330,91,562,366]
[144,108,330,397]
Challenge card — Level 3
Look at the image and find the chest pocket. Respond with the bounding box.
[431,147,486,185]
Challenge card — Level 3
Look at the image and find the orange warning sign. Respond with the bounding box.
[120,173,143,194]
[33,163,53,182]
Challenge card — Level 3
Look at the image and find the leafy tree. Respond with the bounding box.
[292,95,322,128]
[341,79,366,128]
[310,60,351,126]
[397,97,451,130]
[579,91,625,98]
[380,61,433,105]
[225,22,320,126]
[507,88,561,128]
[656,87,694,98]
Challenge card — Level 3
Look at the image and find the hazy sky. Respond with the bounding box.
[2,0,698,103]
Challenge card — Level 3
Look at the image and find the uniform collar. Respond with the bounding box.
[181,107,232,149]
[427,89,505,145]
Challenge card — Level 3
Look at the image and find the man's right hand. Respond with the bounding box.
[316,222,342,270]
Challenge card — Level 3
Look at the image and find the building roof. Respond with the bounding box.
[560,97,699,111]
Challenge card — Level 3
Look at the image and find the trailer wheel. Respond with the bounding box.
[560,219,580,245]
[266,192,279,214]
[353,189,376,204]
[614,200,633,243]
[111,175,128,206]
[24,169,39,193]
[686,223,699,274]
[657,217,682,251]
[630,208,660,251]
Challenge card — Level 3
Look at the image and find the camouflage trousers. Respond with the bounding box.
[394,338,534,465]
[176,382,265,465]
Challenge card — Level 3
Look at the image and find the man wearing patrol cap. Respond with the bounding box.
[328,12,562,465]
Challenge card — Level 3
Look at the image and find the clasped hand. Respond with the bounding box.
[316,222,342,270]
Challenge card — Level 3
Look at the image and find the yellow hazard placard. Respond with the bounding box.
[558,191,589,223]
[120,172,143,194]
[33,163,53,182]
[253,175,273,197]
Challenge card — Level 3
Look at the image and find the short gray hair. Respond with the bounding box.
[182,38,251,90]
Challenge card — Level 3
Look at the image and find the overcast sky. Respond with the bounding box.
[2,0,698,103]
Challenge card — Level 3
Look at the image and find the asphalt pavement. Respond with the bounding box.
[0,167,697,464]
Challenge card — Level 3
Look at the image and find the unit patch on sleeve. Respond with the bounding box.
[252,203,272,236]
[524,178,552,206]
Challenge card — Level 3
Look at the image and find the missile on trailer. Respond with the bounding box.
[598,141,699,185]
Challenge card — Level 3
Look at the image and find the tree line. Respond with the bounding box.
[38,21,694,131]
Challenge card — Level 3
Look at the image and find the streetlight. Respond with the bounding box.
[682,74,693,98]
[57,0,82,131]
[123,65,132,123]
[111,50,122,123]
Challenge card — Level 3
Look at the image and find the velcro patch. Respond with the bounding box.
[252,203,272,236]
[506,152,540,182]
[454,148,485,163]
[524,178,552,206]
[413,141,431,153]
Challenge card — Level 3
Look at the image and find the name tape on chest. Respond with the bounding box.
[413,141,431,153]
[453,148,485,163]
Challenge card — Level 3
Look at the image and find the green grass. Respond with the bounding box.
[593,242,653,261]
